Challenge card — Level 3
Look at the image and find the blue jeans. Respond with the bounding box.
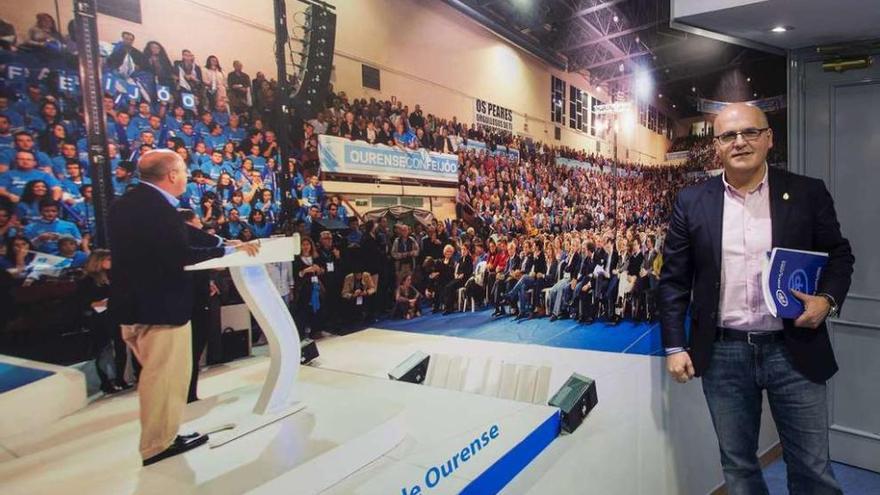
[547,278,569,316]
[702,340,841,495]
[506,275,537,313]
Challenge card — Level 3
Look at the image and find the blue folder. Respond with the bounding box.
[762,248,828,319]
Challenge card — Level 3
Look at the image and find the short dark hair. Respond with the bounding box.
[39,198,58,210]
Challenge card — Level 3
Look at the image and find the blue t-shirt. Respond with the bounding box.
[13,99,40,120]
[203,133,228,153]
[107,121,140,146]
[24,218,82,254]
[0,133,13,152]
[165,116,186,132]
[61,177,91,198]
[0,148,54,169]
[254,200,279,222]
[225,201,251,218]
[15,200,42,224]
[226,127,246,144]
[0,168,60,196]
[393,129,417,147]
[112,176,138,196]
[249,221,273,238]
[69,200,96,235]
[194,122,214,142]
[64,250,89,268]
[130,114,153,133]
[246,154,267,172]
[301,184,324,207]
[0,111,24,129]
[212,111,230,128]
[174,130,198,150]
[225,220,245,239]
[185,182,215,208]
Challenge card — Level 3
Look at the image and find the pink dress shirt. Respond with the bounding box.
[718,165,783,331]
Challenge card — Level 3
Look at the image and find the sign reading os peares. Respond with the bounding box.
[474,99,514,132]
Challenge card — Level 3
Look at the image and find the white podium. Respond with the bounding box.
[186,235,304,447]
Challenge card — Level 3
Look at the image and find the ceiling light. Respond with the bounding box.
[619,63,625,72]
[658,93,663,98]
[613,15,619,22]
[691,86,696,92]
[672,104,676,108]
[635,36,640,43]
[753,92,758,97]
[746,77,751,82]
[771,26,793,33]
[634,71,653,100]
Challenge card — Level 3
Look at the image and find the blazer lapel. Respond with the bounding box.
[699,175,725,273]
[768,166,791,247]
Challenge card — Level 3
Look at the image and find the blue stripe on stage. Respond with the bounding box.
[460,410,561,495]
[374,309,667,356]
[0,363,55,393]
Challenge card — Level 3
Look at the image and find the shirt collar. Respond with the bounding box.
[142,181,180,208]
[722,162,768,196]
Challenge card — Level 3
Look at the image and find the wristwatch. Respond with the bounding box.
[818,292,839,318]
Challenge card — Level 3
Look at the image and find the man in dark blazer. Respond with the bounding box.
[109,149,258,467]
[659,103,853,494]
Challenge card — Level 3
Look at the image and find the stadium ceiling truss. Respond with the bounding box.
[446,0,785,111]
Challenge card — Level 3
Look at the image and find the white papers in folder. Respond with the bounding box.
[592,265,607,278]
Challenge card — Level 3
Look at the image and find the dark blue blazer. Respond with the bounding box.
[659,166,854,382]
[109,184,225,326]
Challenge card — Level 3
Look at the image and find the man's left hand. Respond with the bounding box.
[791,290,831,329]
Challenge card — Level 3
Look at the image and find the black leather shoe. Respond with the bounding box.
[100,382,124,395]
[143,433,208,467]
[549,315,558,322]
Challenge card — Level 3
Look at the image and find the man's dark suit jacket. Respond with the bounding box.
[659,166,854,383]
[109,183,225,326]
[185,225,224,310]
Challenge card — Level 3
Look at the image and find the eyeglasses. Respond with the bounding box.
[714,127,769,145]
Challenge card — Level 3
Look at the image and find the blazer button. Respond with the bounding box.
[715,282,721,290]
[710,311,717,320]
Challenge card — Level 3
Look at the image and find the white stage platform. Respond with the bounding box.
[0,328,780,494]
[0,355,86,440]
[313,329,780,495]
[0,353,559,495]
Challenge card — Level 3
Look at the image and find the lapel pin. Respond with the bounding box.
[783,192,790,200]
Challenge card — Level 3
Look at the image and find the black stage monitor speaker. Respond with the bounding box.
[548,373,597,433]
[388,351,430,384]
[301,338,319,365]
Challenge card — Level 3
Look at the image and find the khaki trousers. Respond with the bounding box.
[122,322,193,460]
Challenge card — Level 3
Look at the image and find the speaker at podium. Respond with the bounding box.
[186,234,306,447]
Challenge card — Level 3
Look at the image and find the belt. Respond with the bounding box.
[716,327,785,345]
